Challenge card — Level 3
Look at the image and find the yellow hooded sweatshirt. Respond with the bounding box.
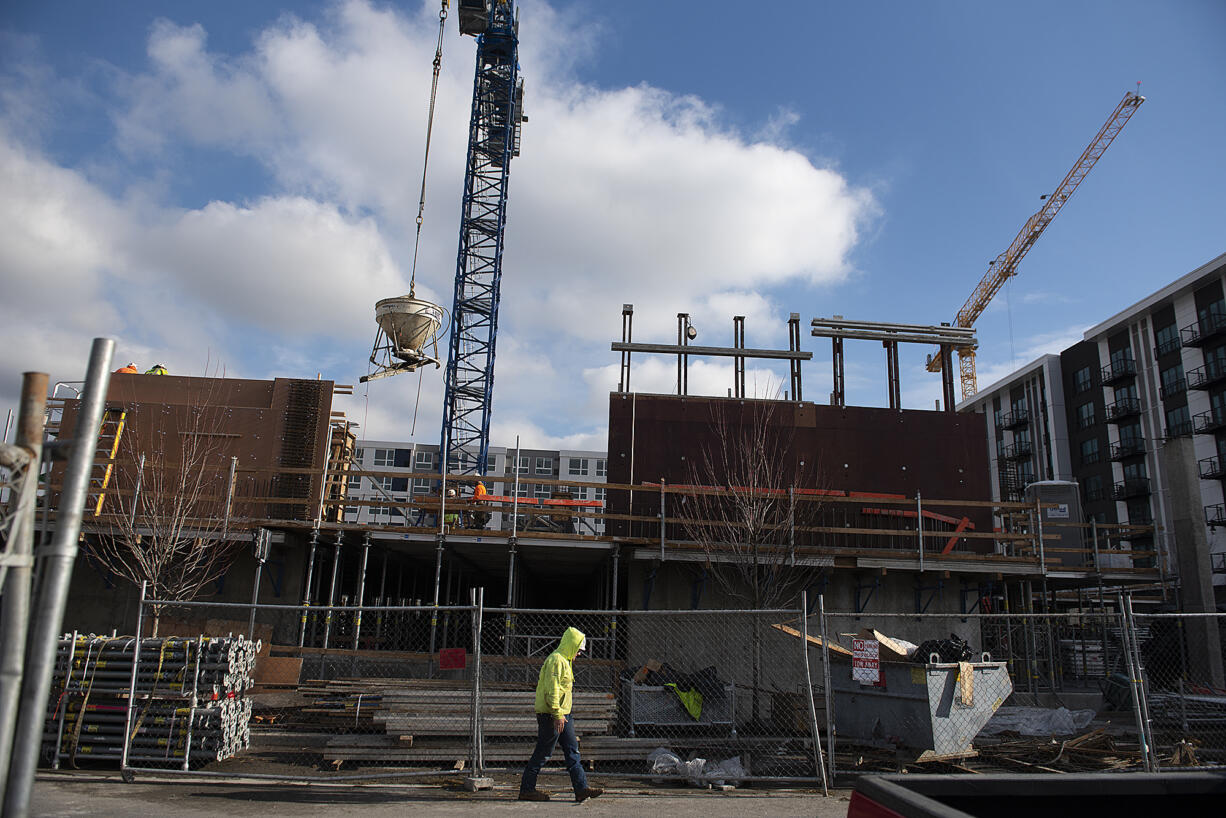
[534,627,585,717]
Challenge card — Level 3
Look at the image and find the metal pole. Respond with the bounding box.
[0,371,48,804]
[917,491,924,573]
[511,436,521,538]
[429,536,444,658]
[799,592,828,794]
[1124,593,1159,770]
[299,529,319,647]
[659,479,666,560]
[470,587,485,775]
[322,535,342,651]
[1116,592,1154,771]
[504,538,517,657]
[352,532,370,651]
[7,338,113,818]
[1035,498,1046,575]
[248,529,268,640]
[120,582,146,774]
[222,455,237,538]
[124,452,146,530]
[818,594,836,781]
[610,545,620,660]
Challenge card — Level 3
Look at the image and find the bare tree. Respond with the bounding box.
[85,375,244,636]
[675,399,828,726]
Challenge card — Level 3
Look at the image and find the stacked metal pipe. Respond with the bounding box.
[43,634,258,767]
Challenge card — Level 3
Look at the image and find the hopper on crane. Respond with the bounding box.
[360,295,446,383]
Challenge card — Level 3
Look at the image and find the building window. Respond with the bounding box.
[488,455,498,472]
[515,482,530,498]
[1119,421,1143,447]
[412,479,430,495]
[345,505,359,520]
[355,448,365,462]
[1154,323,1179,357]
[515,456,530,475]
[372,476,394,492]
[1160,363,1185,398]
[1080,438,1100,466]
[1075,402,1096,429]
[568,458,589,476]
[1165,405,1192,437]
[595,459,607,478]
[1073,366,1093,394]
[347,474,362,490]
[415,450,434,470]
[535,457,553,475]
[534,483,552,499]
[592,486,606,503]
[1083,475,1104,503]
[372,448,395,467]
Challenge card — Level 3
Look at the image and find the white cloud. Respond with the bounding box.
[1,0,876,448]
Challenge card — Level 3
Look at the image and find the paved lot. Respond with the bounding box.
[31,773,852,817]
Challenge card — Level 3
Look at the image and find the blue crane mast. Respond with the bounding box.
[440,0,524,477]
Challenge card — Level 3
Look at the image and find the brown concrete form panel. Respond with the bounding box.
[607,393,993,548]
[52,374,335,523]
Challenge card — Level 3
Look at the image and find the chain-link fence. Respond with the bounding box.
[36,593,1226,785]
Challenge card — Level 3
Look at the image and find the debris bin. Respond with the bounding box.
[831,655,1012,759]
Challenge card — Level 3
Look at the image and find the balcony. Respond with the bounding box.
[1206,504,1226,528]
[1180,311,1226,348]
[1194,407,1226,434]
[1155,337,1181,358]
[1100,359,1136,386]
[1000,407,1030,430]
[1166,418,1193,438]
[1083,484,1107,503]
[1159,377,1187,400]
[1105,397,1143,423]
[1002,440,1033,460]
[1110,437,1146,460]
[1113,478,1151,500]
[1188,359,1226,390]
[1199,456,1226,480]
[1213,552,1226,574]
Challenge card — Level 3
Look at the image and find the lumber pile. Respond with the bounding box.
[287,677,616,764]
[975,728,1144,772]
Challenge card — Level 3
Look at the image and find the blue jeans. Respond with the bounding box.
[520,713,588,794]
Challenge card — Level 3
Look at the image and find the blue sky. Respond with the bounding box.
[3,1,1224,449]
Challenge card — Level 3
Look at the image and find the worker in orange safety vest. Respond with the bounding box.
[114,363,139,374]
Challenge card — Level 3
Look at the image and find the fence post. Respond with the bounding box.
[1116,592,1154,771]
[1123,593,1159,770]
[799,592,828,793]
[818,594,836,781]
[916,491,924,573]
[121,581,147,775]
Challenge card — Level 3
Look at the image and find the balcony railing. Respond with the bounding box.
[1083,485,1107,503]
[1194,407,1226,434]
[1154,336,1181,358]
[1003,440,1033,460]
[1105,397,1143,423]
[1199,456,1226,480]
[1100,359,1136,385]
[1206,503,1226,528]
[1187,358,1226,390]
[1159,377,1186,400]
[1213,552,1226,574]
[1110,437,1146,460]
[1166,419,1193,438]
[1180,310,1226,347]
[1113,478,1151,500]
[1000,408,1030,430]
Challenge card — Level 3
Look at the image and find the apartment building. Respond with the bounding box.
[961,251,1226,602]
[345,440,608,535]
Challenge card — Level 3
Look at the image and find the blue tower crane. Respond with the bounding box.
[439,0,525,477]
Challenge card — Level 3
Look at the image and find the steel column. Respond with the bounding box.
[7,338,112,818]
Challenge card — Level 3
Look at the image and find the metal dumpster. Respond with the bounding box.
[831,658,1012,759]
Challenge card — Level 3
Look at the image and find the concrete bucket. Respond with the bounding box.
[375,295,444,362]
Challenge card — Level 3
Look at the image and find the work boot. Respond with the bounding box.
[518,790,551,802]
[574,787,604,803]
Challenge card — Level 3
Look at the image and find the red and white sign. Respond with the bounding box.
[852,638,880,684]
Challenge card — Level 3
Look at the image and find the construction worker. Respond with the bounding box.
[114,363,139,374]
[470,479,490,529]
[145,363,168,375]
[518,627,603,803]
[443,488,460,529]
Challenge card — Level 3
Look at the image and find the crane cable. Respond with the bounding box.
[408,1,449,298]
